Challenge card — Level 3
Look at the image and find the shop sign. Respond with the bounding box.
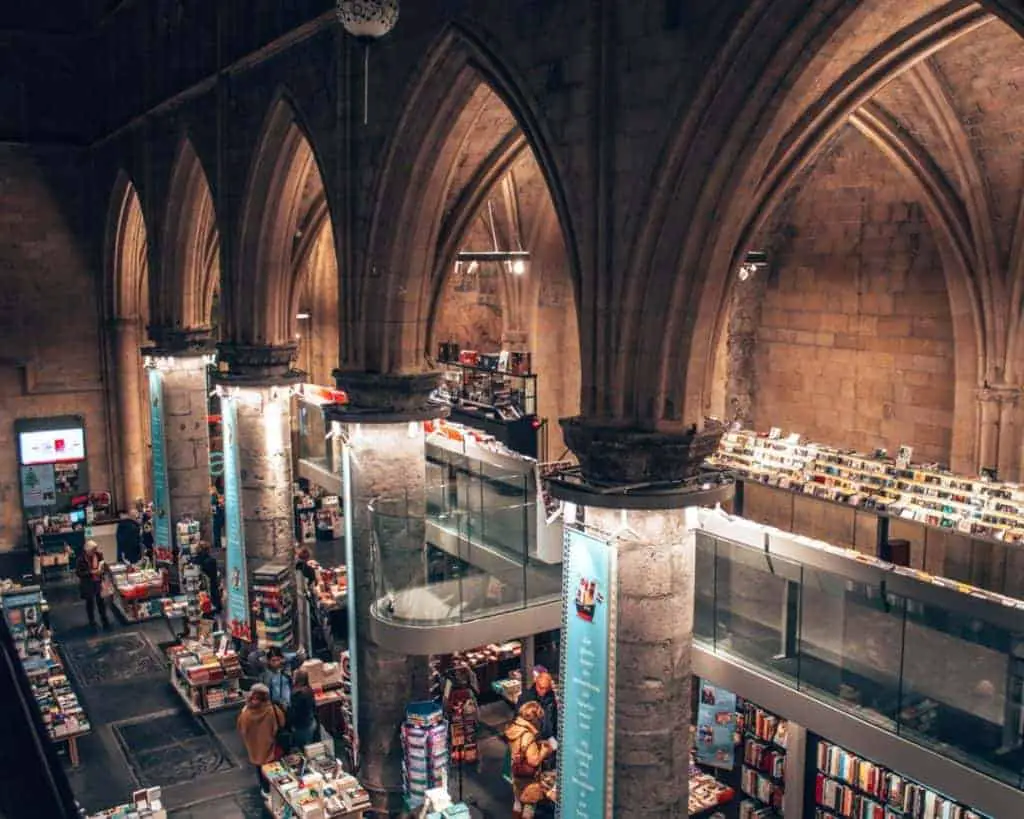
[20,463,56,508]
[695,680,738,769]
[558,528,616,819]
[148,368,173,556]
[222,398,251,642]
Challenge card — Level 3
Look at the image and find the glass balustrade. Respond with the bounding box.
[367,489,562,629]
[695,529,1024,790]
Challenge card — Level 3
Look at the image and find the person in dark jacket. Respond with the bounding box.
[76,541,110,629]
[191,541,221,614]
[517,670,558,742]
[288,669,319,750]
[116,511,142,563]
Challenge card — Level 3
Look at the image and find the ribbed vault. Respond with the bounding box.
[229,96,333,352]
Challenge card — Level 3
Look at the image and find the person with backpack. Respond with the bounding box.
[504,700,557,819]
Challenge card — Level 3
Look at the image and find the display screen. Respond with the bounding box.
[19,428,85,465]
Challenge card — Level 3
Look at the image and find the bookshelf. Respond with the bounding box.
[740,703,788,817]
[252,563,296,651]
[814,739,988,819]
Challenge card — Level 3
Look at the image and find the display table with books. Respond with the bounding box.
[2,583,90,766]
[166,640,244,715]
[88,786,166,819]
[108,564,167,622]
[262,745,370,818]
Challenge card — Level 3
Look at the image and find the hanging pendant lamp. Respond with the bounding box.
[336,0,400,125]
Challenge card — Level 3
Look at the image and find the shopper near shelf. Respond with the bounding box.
[140,513,155,562]
[76,540,110,629]
[261,647,293,709]
[504,700,557,819]
[116,510,142,564]
[210,482,224,552]
[190,541,222,614]
[288,669,319,750]
[517,670,558,743]
[237,683,286,789]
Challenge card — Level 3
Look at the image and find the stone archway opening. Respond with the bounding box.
[106,178,151,506]
[691,5,1024,478]
[426,84,581,460]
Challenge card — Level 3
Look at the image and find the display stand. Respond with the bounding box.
[261,745,370,818]
[108,563,167,621]
[252,563,296,650]
[166,637,244,715]
[814,739,988,819]
[88,786,166,818]
[740,703,787,817]
[317,495,344,540]
[295,493,317,544]
[175,516,201,574]
[402,701,450,811]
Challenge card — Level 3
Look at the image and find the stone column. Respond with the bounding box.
[978,385,1023,481]
[553,417,732,818]
[216,343,302,561]
[147,329,215,539]
[112,317,147,506]
[329,371,444,816]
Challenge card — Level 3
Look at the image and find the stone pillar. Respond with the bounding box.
[553,417,732,818]
[112,317,147,506]
[977,385,1023,481]
[216,343,302,561]
[147,328,215,540]
[329,371,444,816]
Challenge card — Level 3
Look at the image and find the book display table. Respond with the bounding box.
[262,746,370,819]
[3,583,90,766]
[167,640,244,715]
[108,564,167,622]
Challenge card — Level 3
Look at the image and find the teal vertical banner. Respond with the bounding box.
[222,398,251,642]
[148,368,173,562]
[695,681,737,770]
[558,528,615,819]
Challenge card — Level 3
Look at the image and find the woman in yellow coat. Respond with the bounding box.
[504,700,557,819]
[236,683,286,789]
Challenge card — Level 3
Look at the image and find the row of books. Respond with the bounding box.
[816,742,987,819]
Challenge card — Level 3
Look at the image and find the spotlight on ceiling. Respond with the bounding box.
[511,260,526,275]
[737,251,768,282]
[456,250,530,268]
[296,312,311,320]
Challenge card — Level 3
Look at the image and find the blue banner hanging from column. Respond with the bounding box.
[147,368,173,562]
[222,398,251,642]
[695,680,738,770]
[558,528,616,819]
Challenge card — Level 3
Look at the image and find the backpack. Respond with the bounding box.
[509,730,538,778]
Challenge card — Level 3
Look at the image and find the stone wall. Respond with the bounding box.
[741,125,957,464]
[0,145,111,549]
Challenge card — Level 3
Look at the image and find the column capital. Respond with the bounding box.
[559,416,728,486]
[146,325,216,357]
[328,370,449,423]
[977,384,1022,405]
[214,342,303,386]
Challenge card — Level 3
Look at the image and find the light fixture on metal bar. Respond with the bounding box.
[738,250,768,282]
[456,250,530,275]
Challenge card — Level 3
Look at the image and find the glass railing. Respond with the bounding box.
[367,493,562,628]
[295,398,337,473]
[695,528,1024,790]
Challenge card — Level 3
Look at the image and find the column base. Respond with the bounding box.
[146,326,216,356]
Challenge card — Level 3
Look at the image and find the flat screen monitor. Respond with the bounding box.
[69,510,86,525]
[19,428,85,466]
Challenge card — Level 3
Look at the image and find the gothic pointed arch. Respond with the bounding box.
[229,92,334,361]
[158,136,221,338]
[103,171,152,506]
[354,23,581,376]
